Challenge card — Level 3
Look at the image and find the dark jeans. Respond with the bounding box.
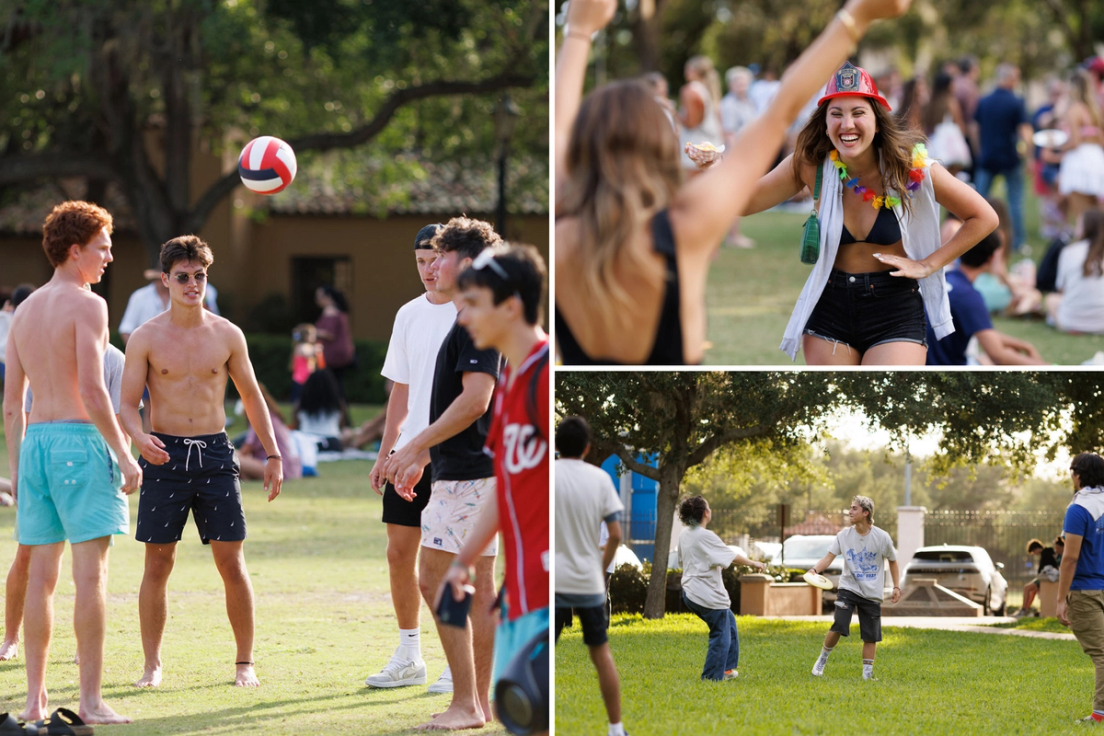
[975,164,1025,250]
[682,592,739,681]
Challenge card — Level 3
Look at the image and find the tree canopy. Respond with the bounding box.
[555,371,1103,618]
[0,0,548,263]
[560,0,1101,93]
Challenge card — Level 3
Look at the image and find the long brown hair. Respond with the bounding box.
[1071,69,1104,129]
[559,81,681,328]
[793,97,925,217]
[1081,209,1104,278]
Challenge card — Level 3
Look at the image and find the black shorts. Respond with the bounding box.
[381,472,432,527]
[829,588,883,643]
[803,269,927,354]
[136,432,245,545]
[555,605,608,647]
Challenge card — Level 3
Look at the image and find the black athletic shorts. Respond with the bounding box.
[136,432,245,545]
[829,588,883,643]
[555,605,608,647]
[803,269,927,354]
[381,471,432,527]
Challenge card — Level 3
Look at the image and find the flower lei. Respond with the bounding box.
[829,143,929,210]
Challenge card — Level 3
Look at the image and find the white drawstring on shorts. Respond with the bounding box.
[183,438,207,472]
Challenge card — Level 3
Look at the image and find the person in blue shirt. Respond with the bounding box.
[925,229,1045,365]
[1058,452,1104,724]
[974,64,1033,251]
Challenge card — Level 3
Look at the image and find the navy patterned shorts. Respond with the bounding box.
[136,432,246,545]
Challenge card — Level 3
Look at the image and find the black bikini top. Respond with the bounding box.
[840,205,902,246]
[556,209,686,366]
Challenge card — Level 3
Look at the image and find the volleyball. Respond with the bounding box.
[237,136,297,194]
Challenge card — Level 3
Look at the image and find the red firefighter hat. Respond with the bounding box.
[818,62,891,110]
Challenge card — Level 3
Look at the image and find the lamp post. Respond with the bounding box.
[493,93,521,236]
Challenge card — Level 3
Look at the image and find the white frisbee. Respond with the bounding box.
[1033,129,1068,149]
[803,571,834,590]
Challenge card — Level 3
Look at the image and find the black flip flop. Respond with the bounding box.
[0,714,23,736]
[23,708,93,736]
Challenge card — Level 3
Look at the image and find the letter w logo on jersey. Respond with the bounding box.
[502,422,546,475]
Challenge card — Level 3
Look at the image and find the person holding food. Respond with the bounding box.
[554,0,916,365]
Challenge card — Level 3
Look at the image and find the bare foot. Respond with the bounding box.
[135,665,162,688]
[0,639,17,661]
[414,705,485,731]
[17,706,48,723]
[235,663,260,687]
[79,702,132,725]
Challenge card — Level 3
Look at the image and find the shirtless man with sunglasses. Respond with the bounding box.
[119,235,283,688]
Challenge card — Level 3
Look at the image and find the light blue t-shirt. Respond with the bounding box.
[1065,503,1104,591]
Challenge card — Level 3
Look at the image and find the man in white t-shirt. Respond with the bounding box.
[365,223,458,691]
[807,496,901,681]
[554,416,628,736]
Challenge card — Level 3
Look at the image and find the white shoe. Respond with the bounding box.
[723,669,738,680]
[812,658,826,677]
[427,666,453,694]
[365,648,427,688]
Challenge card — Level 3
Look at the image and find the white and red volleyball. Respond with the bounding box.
[237,136,297,194]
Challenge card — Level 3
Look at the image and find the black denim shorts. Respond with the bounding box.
[803,269,928,354]
[830,588,883,643]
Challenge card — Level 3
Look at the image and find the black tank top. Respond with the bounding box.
[839,206,902,246]
[556,210,686,365]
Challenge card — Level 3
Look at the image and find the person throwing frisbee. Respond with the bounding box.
[807,496,900,680]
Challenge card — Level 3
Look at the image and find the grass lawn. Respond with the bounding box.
[705,186,1104,365]
[987,617,1073,634]
[556,614,1092,735]
[0,404,508,736]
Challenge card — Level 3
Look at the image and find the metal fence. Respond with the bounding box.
[924,509,1066,585]
[626,506,1063,581]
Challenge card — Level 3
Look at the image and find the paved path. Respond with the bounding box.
[768,615,1076,641]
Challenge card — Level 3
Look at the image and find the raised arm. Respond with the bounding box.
[555,0,618,195]
[227,325,283,501]
[670,0,913,252]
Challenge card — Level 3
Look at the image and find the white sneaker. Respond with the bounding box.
[427,666,453,694]
[723,669,738,680]
[365,648,427,688]
[811,658,826,677]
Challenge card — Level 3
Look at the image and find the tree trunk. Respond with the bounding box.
[643,464,681,619]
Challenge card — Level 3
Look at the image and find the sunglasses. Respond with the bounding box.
[472,249,510,281]
[171,272,207,284]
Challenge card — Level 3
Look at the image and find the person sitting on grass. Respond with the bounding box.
[1017,538,1058,617]
[292,368,347,453]
[238,384,302,482]
[676,495,765,682]
[925,229,1046,365]
[808,495,900,681]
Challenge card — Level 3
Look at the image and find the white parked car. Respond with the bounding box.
[779,535,846,598]
[902,544,1008,615]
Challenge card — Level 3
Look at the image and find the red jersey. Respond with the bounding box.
[485,336,550,620]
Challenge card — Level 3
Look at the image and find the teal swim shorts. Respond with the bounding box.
[17,423,129,545]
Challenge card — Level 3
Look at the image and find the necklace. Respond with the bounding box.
[829,144,928,210]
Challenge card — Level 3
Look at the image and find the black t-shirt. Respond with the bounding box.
[429,319,501,481]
